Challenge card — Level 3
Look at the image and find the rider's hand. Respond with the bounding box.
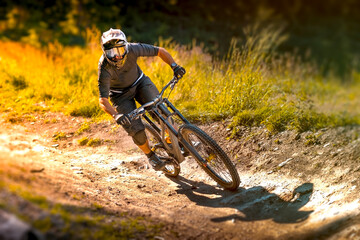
[172,64,186,79]
[114,113,131,126]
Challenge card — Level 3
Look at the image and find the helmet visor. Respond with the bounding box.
[105,46,127,61]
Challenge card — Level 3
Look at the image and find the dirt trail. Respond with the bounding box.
[1,113,360,239]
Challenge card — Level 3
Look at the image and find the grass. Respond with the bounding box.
[53,131,67,141]
[0,181,163,239]
[76,121,91,134]
[0,26,359,134]
[78,136,102,147]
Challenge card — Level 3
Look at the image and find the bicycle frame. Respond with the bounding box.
[143,99,189,136]
[128,76,241,190]
[126,77,181,159]
[128,76,211,166]
[143,98,191,163]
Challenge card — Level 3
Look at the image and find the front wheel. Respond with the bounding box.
[179,124,240,191]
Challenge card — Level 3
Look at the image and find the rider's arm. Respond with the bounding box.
[99,97,118,118]
[157,47,177,67]
[158,47,186,78]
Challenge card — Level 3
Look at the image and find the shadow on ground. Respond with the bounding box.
[169,176,314,224]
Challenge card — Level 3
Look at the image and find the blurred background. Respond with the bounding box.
[1,0,360,78]
[1,0,359,133]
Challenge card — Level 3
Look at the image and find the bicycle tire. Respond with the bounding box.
[144,123,180,177]
[179,124,240,191]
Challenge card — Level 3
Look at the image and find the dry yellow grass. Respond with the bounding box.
[0,27,359,132]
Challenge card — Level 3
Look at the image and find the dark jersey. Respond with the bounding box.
[97,43,159,98]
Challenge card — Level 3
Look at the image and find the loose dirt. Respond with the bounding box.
[1,112,360,239]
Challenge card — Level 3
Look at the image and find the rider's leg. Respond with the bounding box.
[110,76,165,170]
[133,130,165,170]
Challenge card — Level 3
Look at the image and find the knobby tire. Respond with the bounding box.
[180,124,240,191]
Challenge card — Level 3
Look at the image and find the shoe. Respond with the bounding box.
[148,153,166,171]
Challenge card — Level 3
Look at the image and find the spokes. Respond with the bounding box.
[187,133,233,183]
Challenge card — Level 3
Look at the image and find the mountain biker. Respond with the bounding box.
[97,28,186,171]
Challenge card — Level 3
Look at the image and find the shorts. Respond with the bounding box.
[109,75,159,145]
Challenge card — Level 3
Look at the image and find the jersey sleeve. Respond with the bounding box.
[130,43,159,57]
[97,56,111,98]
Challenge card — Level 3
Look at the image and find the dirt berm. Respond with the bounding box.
[0,113,359,239]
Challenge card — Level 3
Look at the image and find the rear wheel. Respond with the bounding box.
[180,124,240,191]
[144,123,180,177]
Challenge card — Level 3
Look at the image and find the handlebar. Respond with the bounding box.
[127,75,180,120]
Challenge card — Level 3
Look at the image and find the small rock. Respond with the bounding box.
[74,171,83,174]
[111,167,118,171]
[30,168,45,173]
[278,158,293,168]
[71,167,83,171]
[51,144,59,148]
[0,209,44,240]
[154,237,165,240]
[137,184,146,189]
[324,143,331,148]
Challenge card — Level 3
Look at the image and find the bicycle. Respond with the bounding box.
[127,75,240,191]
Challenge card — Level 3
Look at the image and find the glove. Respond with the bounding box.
[114,113,131,126]
[172,64,186,79]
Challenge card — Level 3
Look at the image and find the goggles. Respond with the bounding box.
[105,46,127,61]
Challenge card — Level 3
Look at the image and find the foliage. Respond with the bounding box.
[78,137,89,146]
[86,138,102,147]
[1,0,360,77]
[78,136,102,147]
[0,25,359,134]
[76,121,91,134]
[53,132,67,141]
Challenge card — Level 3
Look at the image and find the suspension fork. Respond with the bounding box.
[152,101,187,162]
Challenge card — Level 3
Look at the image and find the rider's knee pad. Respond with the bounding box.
[132,130,147,146]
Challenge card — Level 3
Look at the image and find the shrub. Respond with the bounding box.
[53,132,67,141]
[87,138,102,147]
[76,122,91,134]
[78,137,89,146]
[10,75,28,90]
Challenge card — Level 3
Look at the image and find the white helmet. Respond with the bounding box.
[101,28,129,68]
